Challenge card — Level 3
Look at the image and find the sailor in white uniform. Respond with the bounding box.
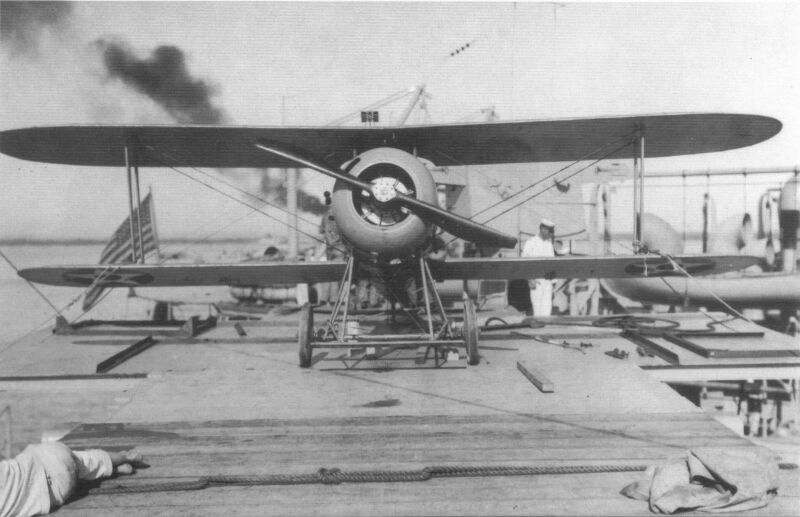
[522,219,556,316]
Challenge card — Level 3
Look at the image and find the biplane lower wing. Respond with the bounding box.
[18,254,759,288]
[0,113,781,168]
[18,262,349,288]
[431,255,760,281]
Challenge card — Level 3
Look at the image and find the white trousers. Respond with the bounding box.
[529,280,553,316]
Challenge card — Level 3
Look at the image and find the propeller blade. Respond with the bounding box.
[255,141,517,249]
[396,193,518,249]
[254,142,371,192]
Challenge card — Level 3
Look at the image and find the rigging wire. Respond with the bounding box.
[681,173,687,244]
[614,239,755,327]
[0,248,62,316]
[0,265,120,354]
[143,146,346,255]
[655,251,756,326]
[2,137,361,347]
[145,146,323,231]
[440,132,636,224]
[478,139,635,227]
[0,163,325,348]
[1,208,271,349]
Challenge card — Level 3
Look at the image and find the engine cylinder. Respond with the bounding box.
[331,148,437,259]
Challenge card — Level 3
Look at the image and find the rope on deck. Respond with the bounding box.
[87,464,643,495]
[88,462,799,495]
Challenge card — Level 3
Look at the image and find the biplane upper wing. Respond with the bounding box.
[18,261,349,288]
[431,254,761,280]
[19,254,759,288]
[0,113,780,168]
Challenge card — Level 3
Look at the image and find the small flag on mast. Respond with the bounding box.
[360,111,379,123]
[82,191,159,311]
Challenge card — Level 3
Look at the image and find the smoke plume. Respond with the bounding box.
[0,1,73,56]
[261,174,327,216]
[96,39,228,124]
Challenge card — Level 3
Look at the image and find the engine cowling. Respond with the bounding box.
[331,147,437,259]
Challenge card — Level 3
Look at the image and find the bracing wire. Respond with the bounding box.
[681,173,687,244]
[0,148,347,347]
[144,146,347,256]
[656,251,756,325]
[0,248,63,315]
[0,264,121,353]
[441,132,636,224]
[145,146,323,231]
[615,239,755,326]
[476,138,636,228]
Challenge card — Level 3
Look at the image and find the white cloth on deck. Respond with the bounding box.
[1,442,112,517]
[620,447,779,514]
[522,234,555,316]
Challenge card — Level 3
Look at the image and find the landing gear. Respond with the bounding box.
[297,254,482,368]
[298,302,313,368]
[463,294,480,365]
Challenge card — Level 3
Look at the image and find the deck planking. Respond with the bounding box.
[2,309,799,514]
[59,413,798,516]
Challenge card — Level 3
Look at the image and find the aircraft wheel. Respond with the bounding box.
[463,295,480,366]
[298,302,314,368]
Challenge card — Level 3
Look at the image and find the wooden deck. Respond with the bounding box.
[2,309,799,514]
[58,413,800,516]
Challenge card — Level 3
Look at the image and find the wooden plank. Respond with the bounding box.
[63,413,751,478]
[642,362,800,382]
[0,373,146,381]
[517,360,555,392]
[620,330,680,364]
[96,336,158,373]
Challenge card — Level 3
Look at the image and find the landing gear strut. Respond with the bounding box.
[298,302,314,368]
[463,294,480,366]
[295,254,481,368]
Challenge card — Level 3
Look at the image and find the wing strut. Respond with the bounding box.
[632,130,646,251]
[123,145,147,264]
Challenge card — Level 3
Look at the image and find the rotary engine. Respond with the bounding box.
[331,147,437,259]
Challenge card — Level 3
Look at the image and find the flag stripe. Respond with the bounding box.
[83,193,159,311]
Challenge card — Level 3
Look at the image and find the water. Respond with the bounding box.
[0,241,266,346]
[0,244,104,345]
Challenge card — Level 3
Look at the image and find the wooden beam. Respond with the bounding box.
[621,330,680,365]
[96,336,157,374]
[516,361,554,393]
[0,373,146,381]
[642,363,800,382]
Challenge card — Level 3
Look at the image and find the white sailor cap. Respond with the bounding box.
[539,219,555,229]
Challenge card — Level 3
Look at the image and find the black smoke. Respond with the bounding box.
[261,172,328,215]
[95,39,324,215]
[261,173,327,216]
[0,1,73,55]
[96,39,227,124]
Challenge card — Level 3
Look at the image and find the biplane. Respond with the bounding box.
[0,113,779,366]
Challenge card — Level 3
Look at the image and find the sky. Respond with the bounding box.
[1,1,798,242]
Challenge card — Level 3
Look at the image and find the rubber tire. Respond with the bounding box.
[298,303,314,368]
[463,296,480,366]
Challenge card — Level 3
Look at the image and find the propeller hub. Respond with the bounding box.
[370,177,399,203]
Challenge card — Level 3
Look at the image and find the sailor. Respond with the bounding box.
[1,441,143,517]
[522,219,556,316]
